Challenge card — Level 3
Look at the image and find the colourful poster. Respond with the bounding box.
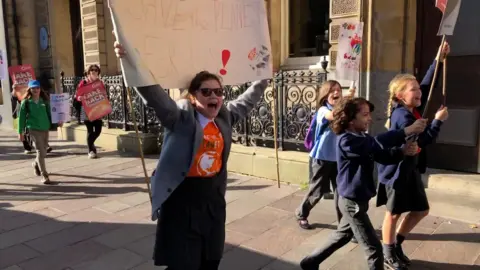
[77,81,112,121]
[109,0,272,88]
[50,93,71,124]
[8,64,36,101]
[335,22,364,81]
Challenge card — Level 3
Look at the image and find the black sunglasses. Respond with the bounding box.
[199,88,224,97]
[90,69,99,72]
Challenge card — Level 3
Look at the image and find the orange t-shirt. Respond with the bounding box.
[187,121,224,177]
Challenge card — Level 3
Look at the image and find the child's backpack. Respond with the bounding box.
[304,113,317,150]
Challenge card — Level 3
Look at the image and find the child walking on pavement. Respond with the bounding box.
[300,97,426,270]
[296,80,355,230]
[377,42,450,270]
[17,80,57,184]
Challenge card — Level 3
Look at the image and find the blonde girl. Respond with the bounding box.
[377,42,450,269]
[295,80,354,230]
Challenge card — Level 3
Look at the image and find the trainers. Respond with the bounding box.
[32,162,41,176]
[88,151,97,159]
[395,244,411,266]
[41,174,52,185]
[25,150,34,154]
[46,147,52,153]
[384,255,407,270]
[351,237,358,244]
[298,219,312,230]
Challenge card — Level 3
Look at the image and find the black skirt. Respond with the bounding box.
[376,157,429,214]
[153,176,226,269]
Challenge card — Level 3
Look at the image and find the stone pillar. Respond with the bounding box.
[80,0,119,75]
[49,0,75,92]
[35,0,53,78]
[361,0,417,134]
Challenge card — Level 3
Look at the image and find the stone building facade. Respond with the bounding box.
[1,0,479,173]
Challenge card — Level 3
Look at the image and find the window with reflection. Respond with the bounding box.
[289,0,330,58]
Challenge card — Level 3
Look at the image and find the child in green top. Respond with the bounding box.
[18,80,58,184]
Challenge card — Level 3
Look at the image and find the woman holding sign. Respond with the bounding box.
[114,40,269,270]
[73,64,105,159]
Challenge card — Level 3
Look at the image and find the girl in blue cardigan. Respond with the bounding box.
[296,80,354,230]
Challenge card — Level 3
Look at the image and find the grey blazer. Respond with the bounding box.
[135,80,268,220]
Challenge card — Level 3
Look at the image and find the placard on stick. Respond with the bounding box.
[8,64,36,101]
[77,81,112,121]
[108,0,273,89]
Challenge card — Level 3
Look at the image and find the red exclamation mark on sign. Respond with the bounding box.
[219,50,231,75]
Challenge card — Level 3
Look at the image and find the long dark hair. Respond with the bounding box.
[330,97,374,135]
[23,87,50,103]
[180,71,223,102]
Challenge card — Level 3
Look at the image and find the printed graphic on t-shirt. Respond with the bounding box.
[188,122,224,177]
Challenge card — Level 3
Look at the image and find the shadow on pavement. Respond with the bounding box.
[0,203,478,270]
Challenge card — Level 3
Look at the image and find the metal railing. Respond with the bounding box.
[61,68,328,152]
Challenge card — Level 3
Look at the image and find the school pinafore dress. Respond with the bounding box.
[377,107,441,214]
[153,120,226,270]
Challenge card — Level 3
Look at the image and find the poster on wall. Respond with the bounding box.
[0,49,8,80]
[8,64,36,101]
[335,22,364,82]
[77,81,112,121]
[50,93,71,124]
[108,0,273,88]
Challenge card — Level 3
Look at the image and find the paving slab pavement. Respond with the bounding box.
[0,129,479,270]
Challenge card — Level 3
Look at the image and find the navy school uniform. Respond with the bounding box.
[302,129,407,270]
[376,59,444,215]
[376,103,443,214]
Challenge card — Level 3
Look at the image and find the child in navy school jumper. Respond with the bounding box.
[376,43,450,270]
[296,80,355,230]
[300,97,426,270]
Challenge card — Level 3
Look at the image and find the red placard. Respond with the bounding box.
[77,81,112,121]
[8,64,36,101]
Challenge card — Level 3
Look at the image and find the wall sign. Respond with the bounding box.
[39,26,49,51]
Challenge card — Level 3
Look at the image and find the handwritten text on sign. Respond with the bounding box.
[50,93,71,124]
[109,0,272,88]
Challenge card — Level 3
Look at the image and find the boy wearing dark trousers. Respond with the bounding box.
[300,98,426,270]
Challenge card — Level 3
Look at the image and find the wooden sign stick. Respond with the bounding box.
[422,35,446,118]
[126,87,152,203]
[442,56,447,105]
[271,78,281,188]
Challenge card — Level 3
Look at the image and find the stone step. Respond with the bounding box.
[423,168,480,196]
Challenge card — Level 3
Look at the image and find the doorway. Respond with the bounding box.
[70,0,84,76]
[415,0,480,173]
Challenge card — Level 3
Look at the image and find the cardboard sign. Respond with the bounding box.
[50,93,71,124]
[437,0,462,36]
[335,22,364,81]
[8,64,36,101]
[77,81,112,121]
[108,0,272,88]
